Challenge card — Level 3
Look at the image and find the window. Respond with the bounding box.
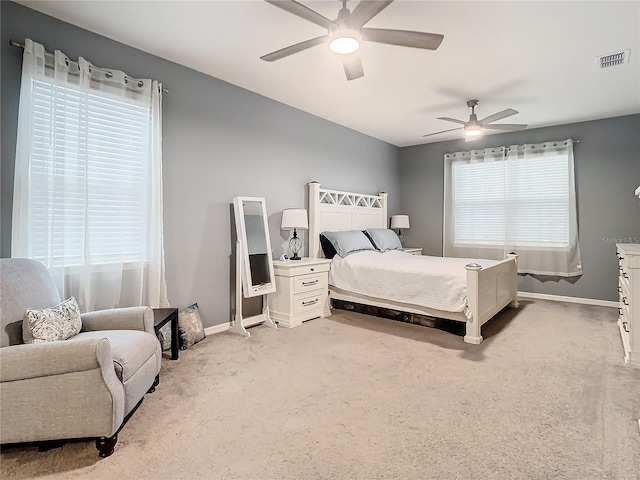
[451,151,571,248]
[29,79,151,267]
[12,39,168,311]
[444,141,582,277]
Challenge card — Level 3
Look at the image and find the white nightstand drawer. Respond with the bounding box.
[290,264,329,277]
[294,293,324,315]
[294,273,327,294]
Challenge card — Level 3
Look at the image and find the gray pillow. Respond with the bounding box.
[23,296,82,344]
[321,230,376,257]
[364,228,403,253]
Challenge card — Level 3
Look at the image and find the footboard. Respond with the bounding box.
[463,253,518,344]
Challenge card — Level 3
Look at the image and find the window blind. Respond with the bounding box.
[29,78,151,267]
[451,152,570,248]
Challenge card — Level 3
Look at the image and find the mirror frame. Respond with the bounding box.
[232,196,276,298]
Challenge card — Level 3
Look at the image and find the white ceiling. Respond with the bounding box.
[17,0,640,147]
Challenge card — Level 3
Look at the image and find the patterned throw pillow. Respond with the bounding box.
[157,323,172,351]
[23,297,82,344]
[178,303,205,349]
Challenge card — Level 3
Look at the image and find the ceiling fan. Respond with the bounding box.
[423,100,528,141]
[261,0,444,80]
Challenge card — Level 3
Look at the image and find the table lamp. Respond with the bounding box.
[281,209,308,260]
[390,214,410,246]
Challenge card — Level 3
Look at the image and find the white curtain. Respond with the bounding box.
[12,39,169,311]
[444,140,582,277]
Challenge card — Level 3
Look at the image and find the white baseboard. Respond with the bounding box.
[518,291,617,308]
[204,322,230,336]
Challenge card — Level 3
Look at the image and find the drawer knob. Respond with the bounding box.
[302,299,319,306]
[302,280,319,286]
[310,268,314,271]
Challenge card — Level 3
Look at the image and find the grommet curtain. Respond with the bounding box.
[444,140,582,277]
[12,39,169,311]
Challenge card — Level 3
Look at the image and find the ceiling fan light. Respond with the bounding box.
[329,31,360,54]
[465,125,483,136]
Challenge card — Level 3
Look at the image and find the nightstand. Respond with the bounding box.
[404,247,423,255]
[268,258,331,328]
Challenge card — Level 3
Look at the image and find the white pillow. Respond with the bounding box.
[364,228,403,253]
[23,297,82,344]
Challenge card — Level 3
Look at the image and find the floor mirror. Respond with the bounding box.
[231,196,277,336]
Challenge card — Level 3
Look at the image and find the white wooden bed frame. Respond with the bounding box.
[308,182,519,344]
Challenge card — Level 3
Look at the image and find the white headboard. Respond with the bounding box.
[308,182,388,258]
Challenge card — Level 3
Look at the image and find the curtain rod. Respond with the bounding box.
[9,39,168,94]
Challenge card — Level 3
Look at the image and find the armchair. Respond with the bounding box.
[0,258,162,457]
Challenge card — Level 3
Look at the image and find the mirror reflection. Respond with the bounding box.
[232,196,276,298]
[243,201,271,287]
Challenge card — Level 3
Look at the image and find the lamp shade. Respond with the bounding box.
[390,215,410,229]
[281,209,308,230]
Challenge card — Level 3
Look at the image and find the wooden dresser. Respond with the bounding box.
[617,243,640,367]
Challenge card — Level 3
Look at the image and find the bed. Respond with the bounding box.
[308,182,519,344]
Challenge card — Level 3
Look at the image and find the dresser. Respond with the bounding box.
[617,243,640,367]
[268,258,331,328]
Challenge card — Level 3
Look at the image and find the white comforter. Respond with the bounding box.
[329,250,500,314]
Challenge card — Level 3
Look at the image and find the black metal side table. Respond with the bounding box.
[153,308,179,360]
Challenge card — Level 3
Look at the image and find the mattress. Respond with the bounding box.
[329,250,500,314]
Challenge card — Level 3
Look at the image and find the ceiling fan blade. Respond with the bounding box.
[361,28,444,50]
[436,117,467,126]
[265,0,336,29]
[343,54,364,81]
[482,123,528,131]
[479,108,518,125]
[422,127,463,138]
[346,1,394,28]
[261,35,327,62]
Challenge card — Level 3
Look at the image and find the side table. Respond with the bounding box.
[268,258,331,328]
[153,308,179,360]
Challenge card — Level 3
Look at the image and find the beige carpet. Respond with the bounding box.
[1,300,639,480]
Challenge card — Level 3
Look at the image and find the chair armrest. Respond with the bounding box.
[81,306,154,335]
[0,338,126,442]
[0,338,112,383]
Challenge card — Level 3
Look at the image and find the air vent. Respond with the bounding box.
[596,50,630,69]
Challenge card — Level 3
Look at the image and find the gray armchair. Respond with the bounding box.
[0,258,162,457]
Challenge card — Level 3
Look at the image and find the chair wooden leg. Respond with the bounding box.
[147,374,160,394]
[96,434,117,458]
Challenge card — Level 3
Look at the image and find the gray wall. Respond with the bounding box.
[1,2,401,327]
[2,3,637,321]
[399,114,640,302]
